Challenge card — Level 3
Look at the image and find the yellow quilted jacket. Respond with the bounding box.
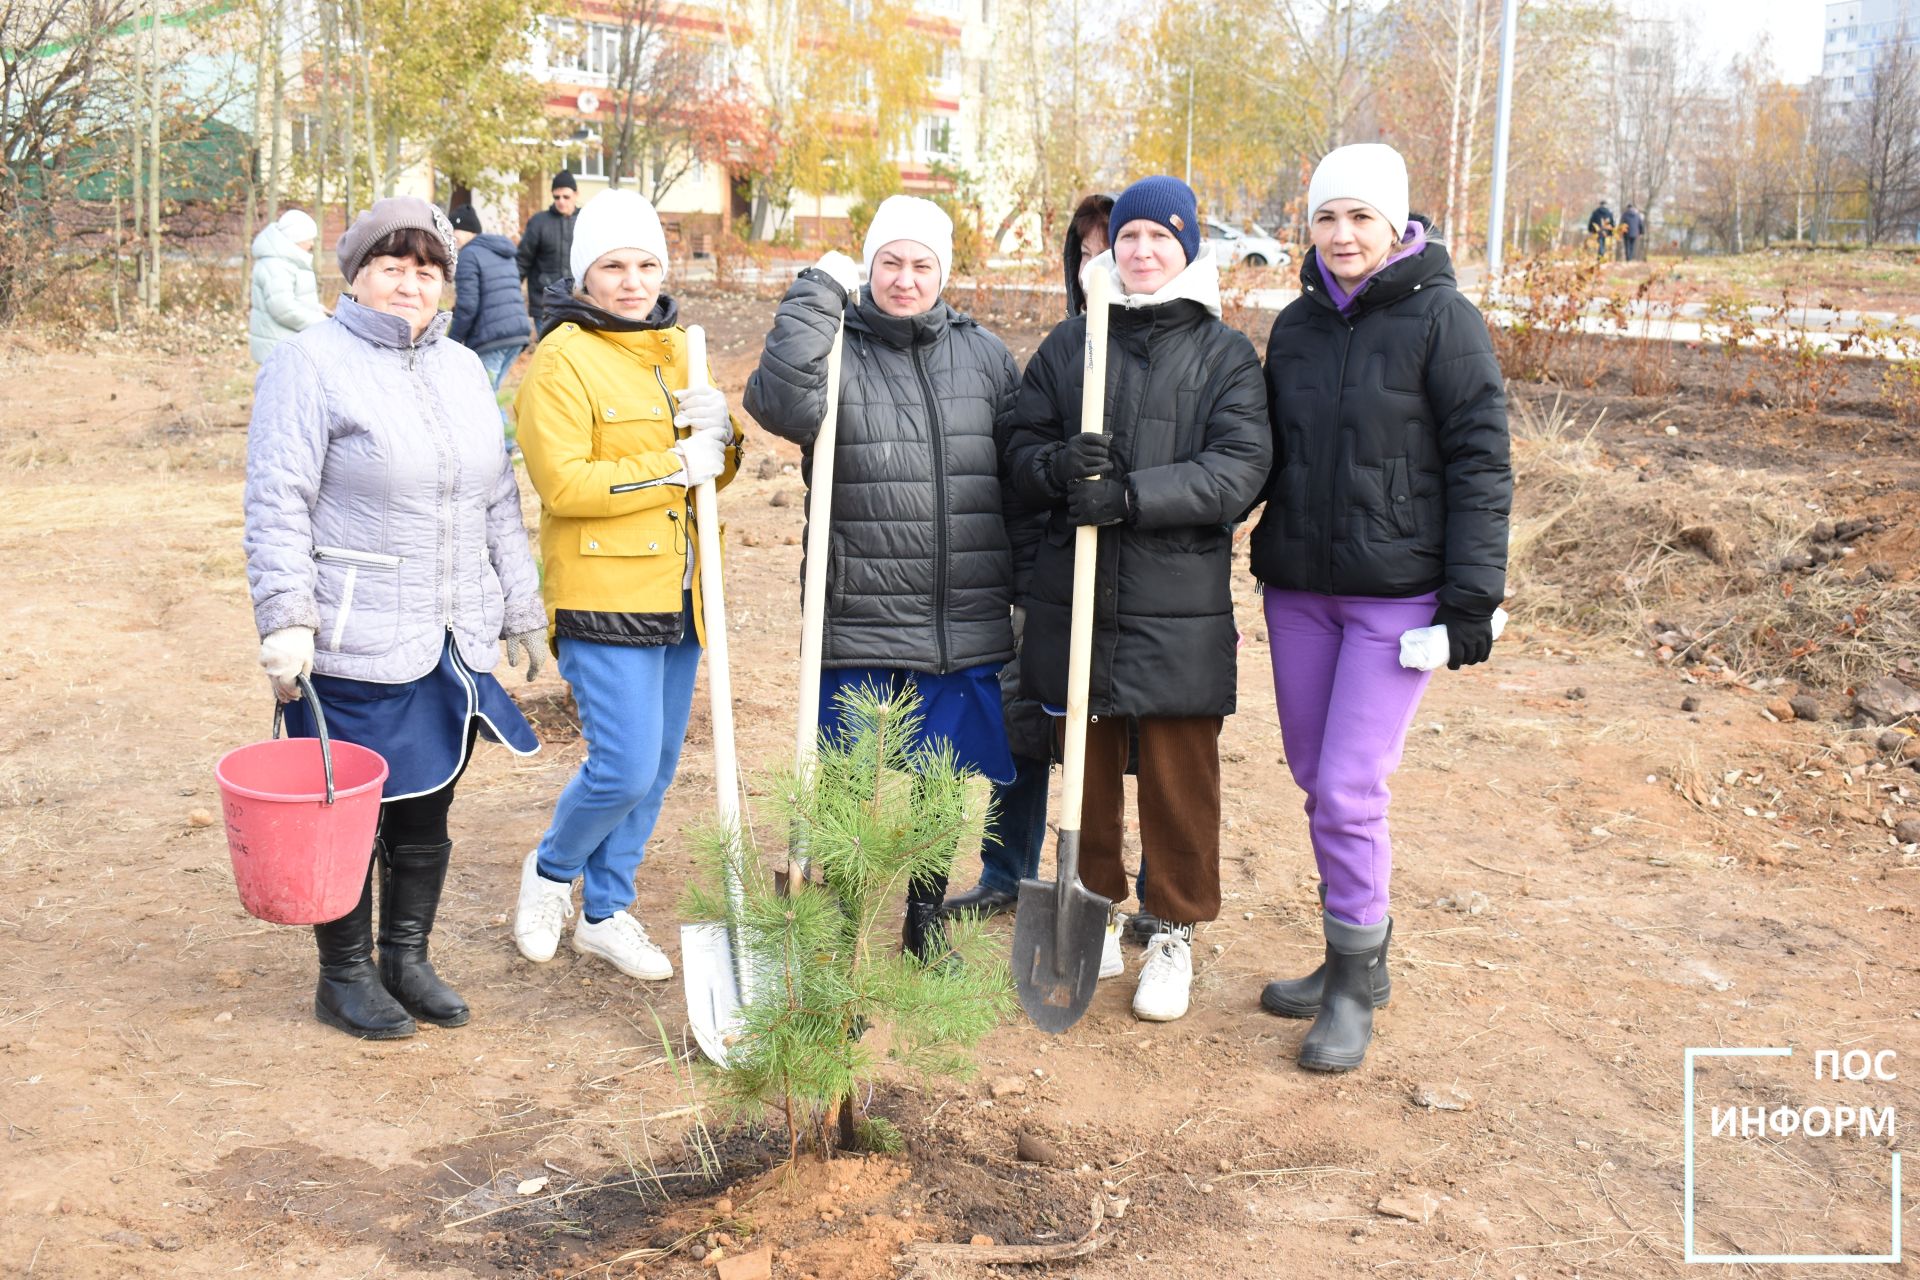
[514,319,741,646]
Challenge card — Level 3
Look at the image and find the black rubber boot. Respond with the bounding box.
[1297,912,1390,1073]
[902,868,952,964]
[314,858,415,1040]
[1261,885,1391,1018]
[377,840,470,1027]
[938,882,1018,919]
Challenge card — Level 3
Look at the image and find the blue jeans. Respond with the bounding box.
[974,753,1052,895]
[535,607,702,920]
[477,343,525,432]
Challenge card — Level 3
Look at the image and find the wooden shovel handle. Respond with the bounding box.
[1059,268,1110,837]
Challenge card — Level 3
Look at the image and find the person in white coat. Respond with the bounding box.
[250,209,330,363]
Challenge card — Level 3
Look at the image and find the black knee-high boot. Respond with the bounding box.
[314,856,415,1039]
[377,840,470,1027]
[902,870,951,964]
[1260,883,1392,1018]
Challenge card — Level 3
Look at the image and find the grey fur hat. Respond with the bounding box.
[335,196,458,283]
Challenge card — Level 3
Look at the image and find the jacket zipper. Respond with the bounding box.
[654,364,697,591]
[1324,316,1356,595]
[909,343,950,673]
[314,545,404,568]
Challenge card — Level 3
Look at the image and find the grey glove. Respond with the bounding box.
[674,432,728,487]
[503,628,547,682]
[672,384,732,443]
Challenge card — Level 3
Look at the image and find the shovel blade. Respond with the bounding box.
[680,921,744,1066]
[1011,876,1110,1033]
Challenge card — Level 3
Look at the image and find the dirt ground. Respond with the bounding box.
[1,288,1916,1280]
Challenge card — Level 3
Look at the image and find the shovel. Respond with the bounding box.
[677,325,752,1066]
[1012,267,1116,1034]
[783,318,847,889]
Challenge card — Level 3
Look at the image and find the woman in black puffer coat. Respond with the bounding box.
[1006,176,1270,1025]
[1250,143,1510,1075]
[743,196,1021,962]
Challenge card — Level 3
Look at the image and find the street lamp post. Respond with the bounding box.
[1485,0,1519,295]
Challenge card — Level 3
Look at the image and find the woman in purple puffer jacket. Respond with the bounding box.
[243,196,548,1041]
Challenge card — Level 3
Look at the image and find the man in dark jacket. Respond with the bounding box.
[1007,175,1271,1024]
[1586,201,1615,260]
[449,205,532,403]
[1621,203,1645,261]
[517,171,579,326]
[743,195,1022,962]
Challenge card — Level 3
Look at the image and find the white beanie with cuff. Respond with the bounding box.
[863,195,953,288]
[1307,143,1411,234]
[275,208,319,244]
[570,189,671,284]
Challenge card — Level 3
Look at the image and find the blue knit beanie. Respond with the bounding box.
[1109,176,1200,264]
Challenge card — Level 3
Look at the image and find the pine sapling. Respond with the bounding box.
[684,682,1015,1158]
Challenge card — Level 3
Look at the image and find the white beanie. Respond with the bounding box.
[1307,144,1410,234]
[863,195,953,288]
[569,189,670,284]
[275,208,318,243]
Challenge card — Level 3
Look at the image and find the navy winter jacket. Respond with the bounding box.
[450,234,532,352]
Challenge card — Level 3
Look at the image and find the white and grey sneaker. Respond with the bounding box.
[1132,924,1193,1022]
[573,910,673,981]
[513,850,575,963]
[1099,912,1124,980]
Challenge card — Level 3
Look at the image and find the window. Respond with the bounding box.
[917,114,953,156]
[1844,75,1856,90]
[928,43,959,83]
[566,129,608,179]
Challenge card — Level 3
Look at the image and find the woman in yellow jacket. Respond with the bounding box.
[510,190,742,980]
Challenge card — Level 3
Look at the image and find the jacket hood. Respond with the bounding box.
[536,279,679,339]
[252,222,313,267]
[845,291,964,348]
[1298,219,1454,315]
[1086,244,1223,319]
[334,294,450,349]
[465,233,518,262]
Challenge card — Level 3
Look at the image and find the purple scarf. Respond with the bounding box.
[1316,221,1428,314]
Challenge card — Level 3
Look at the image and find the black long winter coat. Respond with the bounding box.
[1007,285,1271,719]
[516,206,576,318]
[1248,239,1510,616]
[450,234,532,352]
[743,269,1020,675]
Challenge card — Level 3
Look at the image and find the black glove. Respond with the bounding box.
[1432,603,1494,670]
[1049,433,1115,492]
[1068,475,1131,526]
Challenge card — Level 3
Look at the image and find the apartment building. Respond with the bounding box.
[1823,0,1920,105]
[523,0,996,248]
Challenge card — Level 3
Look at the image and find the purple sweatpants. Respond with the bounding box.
[1264,588,1437,927]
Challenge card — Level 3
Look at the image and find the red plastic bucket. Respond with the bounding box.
[214,677,389,925]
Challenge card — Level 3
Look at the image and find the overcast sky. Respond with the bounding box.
[1624,0,1827,84]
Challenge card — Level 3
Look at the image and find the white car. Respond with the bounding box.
[1203,219,1290,269]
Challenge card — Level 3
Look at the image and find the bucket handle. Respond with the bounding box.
[270,673,337,805]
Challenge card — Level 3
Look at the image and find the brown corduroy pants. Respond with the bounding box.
[1060,714,1224,925]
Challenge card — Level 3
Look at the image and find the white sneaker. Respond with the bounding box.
[1132,925,1193,1022]
[513,850,575,963]
[1099,913,1124,980]
[573,910,674,981]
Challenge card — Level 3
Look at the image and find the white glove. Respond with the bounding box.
[812,250,862,295]
[259,626,315,703]
[673,384,733,443]
[503,628,546,682]
[1399,607,1509,672]
[673,432,728,487]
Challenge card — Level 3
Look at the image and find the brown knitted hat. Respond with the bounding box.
[335,196,459,283]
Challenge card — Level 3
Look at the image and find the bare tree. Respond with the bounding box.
[1855,29,1920,243]
[603,0,710,202]
[0,0,134,318]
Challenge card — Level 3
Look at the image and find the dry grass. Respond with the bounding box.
[1506,389,1918,689]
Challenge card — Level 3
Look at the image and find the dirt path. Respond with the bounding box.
[0,299,1914,1279]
